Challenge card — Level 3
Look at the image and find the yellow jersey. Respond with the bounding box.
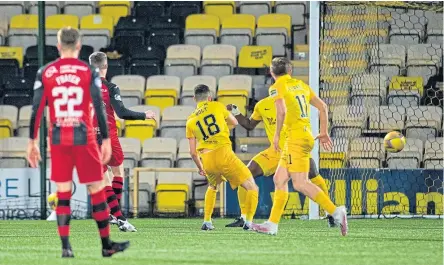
[250,96,286,149]
[186,101,232,151]
[268,74,315,132]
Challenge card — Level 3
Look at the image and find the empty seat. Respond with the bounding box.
[160,106,195,142]
[80,14,114,35]
[405,106,442,142]
[389,76,423,96]
[203,1,235,22]
[239,1,271,20]
[156,171,193,215]
[177,138,194,168]
[148,28,181,50]
[28,1,60,16]
[407,44,442,86]
[46,15,79,30]
[220,14,255,55]
[64,2,95,18]
[0,2,25,22]
[181,75,217,106]
[387,138,423,169]
[320,137,349,168]
[424,137,443,169]
[129,171,156,214]
[16,105,31,137]
[124,105,160,143]
[106,59,125,80]
[119,137,141,170]
[331,105,366,138]
[238,45,272,75]
[98,1,130,25]
[115,16,149,33]
[185,14,219,50]
[0,105,18,139]
[110,75,146,107]
[256,14,291,57]
[134,2,165,17]
[367,106,406,133]
[145,75,181,112]
[8,14,38,52]
[217,75,252,115]
[425,11,443,45]
[388,76,423,107]
[294,44,309,60]
[0,60,19,79]
[0,46,23,68]
[369,44,406,80]
[170,2,202,18]
[348,137,384,168]
[275,1,306,27]
[164,45,201,82]
[201,45,237,82]
[141,137,177,168]
[0,137,28,168]
[291,60,309,76]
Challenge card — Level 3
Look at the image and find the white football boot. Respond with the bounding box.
[332,206,348,236]
[46,211,57,221]
[118,219,137,232]
[251,221,278,236]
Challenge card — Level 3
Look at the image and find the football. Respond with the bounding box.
[384,131,406,153]
[47,193,58,210]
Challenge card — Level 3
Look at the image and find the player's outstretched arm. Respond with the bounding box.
[188,137,206,176]
[310,94,333,151]
[108,83,155,120]
[226,104,260,131]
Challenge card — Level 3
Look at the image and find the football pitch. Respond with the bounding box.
[0,218,442,265]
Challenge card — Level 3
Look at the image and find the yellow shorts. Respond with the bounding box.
[251,147,280,177]
[279,131,315,173]
[200,145,252,189]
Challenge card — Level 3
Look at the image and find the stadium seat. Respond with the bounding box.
[0,46,23,68]
[406,44,442,86]
[348,137,384,168]
[80,14,114,37]
[203,1,235,22]
[201,44,237,82]
[367,106,406,133]
[17,105,31,137]
[129,171,156,214]
[0,137,28,168]
[0,59,20,79]
[388,12,426,47]
[220,14,255,55]
[110,75,146,107]
[119,137,141,170]
[0,2,24,22]
[217,75,252,115]
[425,11,443,45]
[64,2,95,18]
[294,44,309,60]
[292,60,309,76]
[145,75,181,112]
[46,15,79,30]
[160,106,195,143]
[170,2,202,18]
[115,16,149,33]
[148,28,181,50]
[237,45,272,75]
[405,106,442,142]
[141,137,177,168]
[181,75,217,106]
[28,1,60,16]
[8,14,38,52]
[98,1,130,25]
[164,45,201,82]
[331,105,366,138]
[275,1,306,27]
[369,44,406,80]
[424,137,443,169]
[106,59,126,80]
[256,14,291,57]
[155,171,193,216]
[134,2,166,17]
[177,138,194,168]
[113,30,146,54]
[239,1,271,20]
[320,138,349,168]
[185,14,220,50]
[387,138,423,169]
[236,137,268,154]
[0,105,18,139]
[128,60,161,79]
[350,74,388,106]
[124,105,160,143]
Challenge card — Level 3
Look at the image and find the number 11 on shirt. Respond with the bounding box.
[296,95,308,118]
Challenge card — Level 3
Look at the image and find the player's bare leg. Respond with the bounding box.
[226,160,263,228]
[239,176,259,230]
[105,167,137,232]
[201,181,219,231]
[291,172,348,236]
[55,181,74,257]
[252,166,289,235]
[87,180,130,257]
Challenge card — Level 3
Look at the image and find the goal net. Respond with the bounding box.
[319,1,443,218]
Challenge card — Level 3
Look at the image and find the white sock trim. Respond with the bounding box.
[241,214,246,220]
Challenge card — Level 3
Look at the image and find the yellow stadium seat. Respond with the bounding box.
[80,15,114,36]
[204,1,235,22]
[222,14,256,35]
[0,119,13,139]
[320,152,346,169]
[115,119,122,137]
[0,46,24,67]
[257,14,291,35]
[46,15,79,30]
[124,120,157,143]
[98,1,130,25]
[144,89,177,113]
[238,45,272,68]
[10,14,38,29]
[217,90,249,115]
[186,14,220,36]
[155,184,189,215]
[389,76,424,96]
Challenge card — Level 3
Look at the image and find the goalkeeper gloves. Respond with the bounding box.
[230,104,241,116]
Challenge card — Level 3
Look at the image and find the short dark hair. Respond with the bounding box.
[57,27,80,50]
[271,57,292,76]
[89,52,108,69]
[194,84,211,101]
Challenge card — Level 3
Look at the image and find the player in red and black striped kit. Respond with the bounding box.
[89,52,156,232]
[26,27,130,258]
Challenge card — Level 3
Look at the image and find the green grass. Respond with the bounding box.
[0,218,442,265]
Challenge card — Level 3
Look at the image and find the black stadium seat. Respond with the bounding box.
[79,45,94,63]
[148,29,180,50]
[0,59,20,78]
[25,45,58,62]
[23,60,39,79]
[128,45,164,78]
[134,2,166,17]
[2,93,31,108]
[113,30,146,54]
[170,2,201,18]
[149,16,184,31]
[3,77,33,92]
[115,16,149,33]
[129,45,165,61]
[106,59,126,80]
[128,59,161,78]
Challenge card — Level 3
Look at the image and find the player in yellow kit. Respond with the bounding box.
[252,57,348,236]
[225,96,336,228]
[186,84,259,231]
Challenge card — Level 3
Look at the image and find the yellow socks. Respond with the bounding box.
[269,190,288,224]
[244,190,259,223]
[204,187,217,222]
[237,187,247,219]
[311,175,329,196]
[314,190,336,215]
